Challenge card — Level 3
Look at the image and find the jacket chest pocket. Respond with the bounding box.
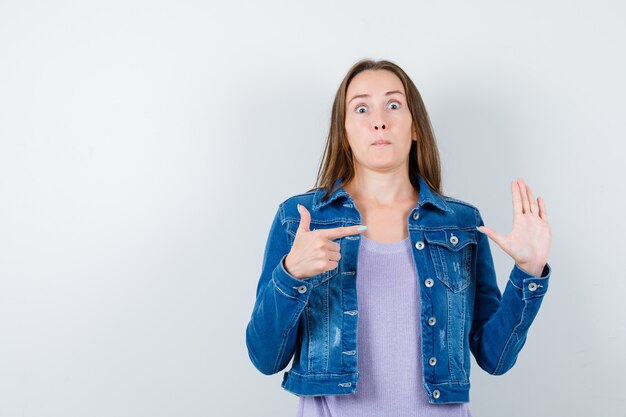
[424,229,477,293]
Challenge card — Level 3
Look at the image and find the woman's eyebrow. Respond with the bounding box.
[348,90,405,104]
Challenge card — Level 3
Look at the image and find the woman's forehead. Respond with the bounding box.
[346,70,405,100]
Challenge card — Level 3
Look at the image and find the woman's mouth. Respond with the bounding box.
[372,139,391,146]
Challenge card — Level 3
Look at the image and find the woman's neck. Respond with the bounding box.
[344,174,417,207]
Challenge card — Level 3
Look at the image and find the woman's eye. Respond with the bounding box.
[355,101,399,113]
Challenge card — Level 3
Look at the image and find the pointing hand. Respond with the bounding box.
[284,204,367,280]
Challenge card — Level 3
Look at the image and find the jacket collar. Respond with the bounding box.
[312,174,452,213]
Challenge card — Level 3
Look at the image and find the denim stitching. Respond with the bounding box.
[447,288,454,379]
[273,302,305,374]
[437,247,450,283]
[306,306,312,372]
[272,277,305,303]
[419,226,477,233]
[431,246,473,293]
[287,369,358,378]
[493,297,529,374]
[493,332,519,375]
[323,280,330,372]
[457,292,468,381]
[444,196,479,212]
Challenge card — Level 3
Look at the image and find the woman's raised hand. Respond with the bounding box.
[284,204,366,280]
[477,178,552,277]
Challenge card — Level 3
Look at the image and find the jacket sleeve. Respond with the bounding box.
[469,209,551,375]
[245,202,313,375]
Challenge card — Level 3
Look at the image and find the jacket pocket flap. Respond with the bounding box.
[424,229,477,251]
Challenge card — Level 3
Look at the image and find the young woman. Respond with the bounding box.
[246,59,552,417]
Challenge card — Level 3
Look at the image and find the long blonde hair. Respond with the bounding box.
[307,59,447,201]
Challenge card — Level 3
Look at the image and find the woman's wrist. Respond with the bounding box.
[283,254,300,279]
[516,262,545,277]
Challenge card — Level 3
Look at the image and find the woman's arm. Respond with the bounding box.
[469,178,552,375]
[245,203,311,375]
[469,210,551,375]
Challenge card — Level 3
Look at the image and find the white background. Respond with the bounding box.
[1,0,625,416]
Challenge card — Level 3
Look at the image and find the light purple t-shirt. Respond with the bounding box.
[296,234,473,417]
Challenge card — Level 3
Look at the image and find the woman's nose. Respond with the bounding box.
[372,108,387,130]
[373,121,387,130]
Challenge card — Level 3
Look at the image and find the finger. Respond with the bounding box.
[326,260,339,271]
[517,178,530,214]
[321,224,366,240]
[526,184,538,216]
[296,204,311,234]
[537,197,547,221]
[327,241,341,252]
[477,225,505,248]
[511,181,523,216]
[327,249,341,262]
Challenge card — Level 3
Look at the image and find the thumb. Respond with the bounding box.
[477,225,505,247]
[296,204,311,234]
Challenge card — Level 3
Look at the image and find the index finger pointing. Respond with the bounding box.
[320,225,367,240]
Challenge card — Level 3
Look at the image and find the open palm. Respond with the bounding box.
[477,178,552,277]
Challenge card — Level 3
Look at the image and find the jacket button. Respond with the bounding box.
[413,211,419,220]
[429,357,437,366]
[297,285,307,294]
[415,241,425,250]
[433,389,440,399]
[425,278,434,288]
[428,317,437,326]
[528,282,538,291]
[450,235,459,245]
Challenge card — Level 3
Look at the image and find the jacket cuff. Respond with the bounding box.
[508,262,551,300]
[272,254,313,302]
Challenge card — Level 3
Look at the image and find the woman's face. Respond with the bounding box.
[344,69,416,174]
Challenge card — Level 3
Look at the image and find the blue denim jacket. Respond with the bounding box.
[246,175,551,404]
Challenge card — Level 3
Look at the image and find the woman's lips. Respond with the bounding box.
[372,139,390,146]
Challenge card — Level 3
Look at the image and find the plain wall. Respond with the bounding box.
[1,0,625,416]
